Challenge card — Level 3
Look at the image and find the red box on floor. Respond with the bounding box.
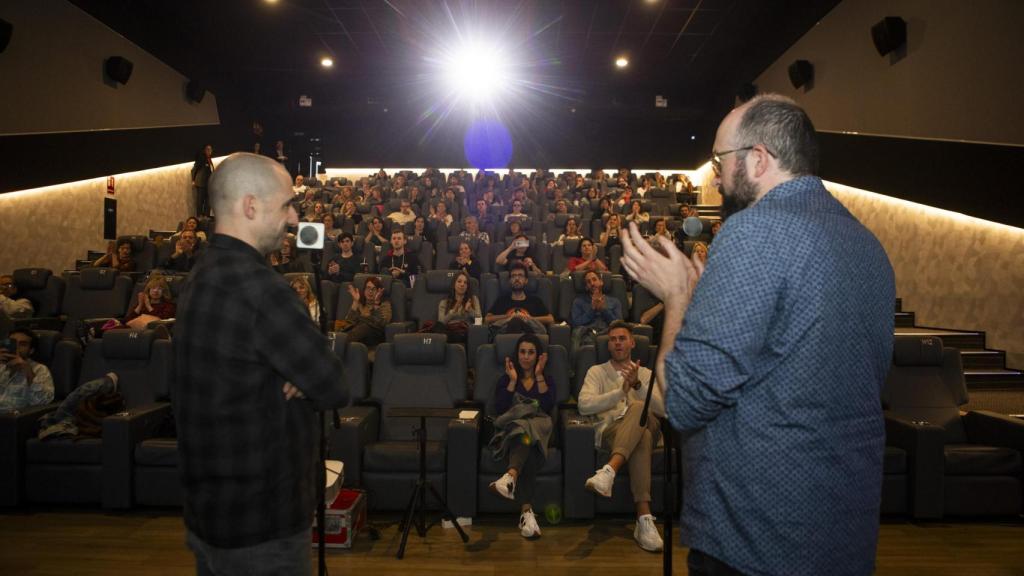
[312,489,367,549]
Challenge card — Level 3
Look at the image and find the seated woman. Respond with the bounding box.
[289,276,319,325]
[599,213,623,250]
[624,200,650,226]
[364,216,387,249]
[504,200,530,223]
[430,201,454,228]
[555,216,583,245]
[172,216,207,243]
[448,241,481,280]
[322,213,341,243]
[93,239,137,272]
[268,235,312,274]
[650,218,672,242]
[339,276,391,348]
[123,276,175,330]
[335,200,362,230]
[489,333,556,540]
[435,271,481,342]
[565,237,608,275]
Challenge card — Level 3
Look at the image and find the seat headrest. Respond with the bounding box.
[13,268,52,289]
[406,237,422,251]
[31,330,61,363]
[117,235,148,252]
[562,238,581,256]
[353,274,391,297]
[80,267,119,289]
[572,271,612,294]
[425,269,458,292]
[102,329,158,359]
[393,333,447,365]
[494,333,549,362]
[892,336,944,366]
[447,236,479,253]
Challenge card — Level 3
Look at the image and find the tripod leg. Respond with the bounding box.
[426,482,469,543]
[397,481,422,559]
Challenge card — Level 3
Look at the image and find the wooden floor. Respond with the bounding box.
[1,510,1023,575]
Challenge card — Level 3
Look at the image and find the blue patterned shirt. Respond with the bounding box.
[665,176,895,576]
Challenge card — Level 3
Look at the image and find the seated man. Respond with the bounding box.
[386,199,417,227]
[0,274,33,319]
[570,271,623,348]
[484,262,554,335]
[378,229,420,288]
[0,328,55,412]
[163,229,203,272]
[325,233,361,284]
[577,321,664,552]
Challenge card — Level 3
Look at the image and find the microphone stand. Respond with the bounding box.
[638,370,672,576]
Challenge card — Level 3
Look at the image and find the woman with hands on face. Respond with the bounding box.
[490,333,555,540]
[340,276,391,348]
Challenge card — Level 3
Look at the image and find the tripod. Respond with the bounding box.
[389,407,470,559]
[639,374,674,576]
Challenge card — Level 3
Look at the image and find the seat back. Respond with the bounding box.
[882,336,969,444]
[328,331,369,400]
[629,284,660,323]
[474,333,569,419]
[551,239,581,275]
[13,268,64,317]
[79,329,173,408]
[557,271,626,324]
[32,329,82,400]
[61,269,134,322]
[409,269,480,327]
[369,334,467,441]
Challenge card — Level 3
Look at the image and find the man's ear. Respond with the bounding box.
[242,194,258,220]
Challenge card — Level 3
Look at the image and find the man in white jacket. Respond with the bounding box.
[578,320,665,552]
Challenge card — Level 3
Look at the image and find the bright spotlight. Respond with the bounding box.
[264,0,279,4]
[320,57,334,68]
[440,41,513,103]
[615,57,629,69]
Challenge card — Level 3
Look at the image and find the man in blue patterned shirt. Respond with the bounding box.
[621,94,895,576]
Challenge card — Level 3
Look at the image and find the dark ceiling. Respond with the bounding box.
[71,0,840,116]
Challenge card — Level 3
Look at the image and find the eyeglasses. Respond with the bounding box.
[710,145,775,175]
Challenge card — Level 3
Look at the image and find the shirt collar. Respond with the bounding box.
[210,233,265,262]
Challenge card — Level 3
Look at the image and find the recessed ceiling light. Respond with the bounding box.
[615,57,629,68]
[320,57,334,68]
[264,0,279,4]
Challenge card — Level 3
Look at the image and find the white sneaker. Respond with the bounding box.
[585,464,615,498]
[634,514,664,552]
[489,472,516,500]
[519,509,542,539]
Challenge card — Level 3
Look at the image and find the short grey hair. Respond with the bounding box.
[735,94,818,176]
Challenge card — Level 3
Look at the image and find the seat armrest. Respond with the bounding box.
[0,404,59,506]
[103,402,173,509]
[385,321,415,343]
[884,412,944,519]
[330,405,379,488]
[963,410,1024,450]
[562,416,598,519]
[447,414,481,518]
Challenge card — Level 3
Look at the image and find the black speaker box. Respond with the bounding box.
[186,80,206,103]
[0,18,12,53]
[105,56,134,85]
[871,16,907,56]
[788,60,813,89]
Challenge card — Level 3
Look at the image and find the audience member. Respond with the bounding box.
[435,271,480,343]
[600,214,623,250]
[387,199,417,227]
[565,238,608,275]
[93,239,137,272]
[378,230,419,288]
[484,263,553,335]
[504,200,529,223]
[650,218,672,242]
[570,271,623,348]
[123,275,176,330]
[322,213,341,243]
[325,233,360,284]
[164,230,202,272]
[430,201,454,228]
[555,217,583,245]
[625,200,650,226]
[448,241,481,280]
[488,333,555,540]
[339,277,390,348]
[495,234,542,274]
[191,144,215,217]
[269,235,312,274]
[691,241,709,264]
[289,276,319,325]
[0,328,55,412]
[0,274,33,319]
[364,217,387,248]
[578,321,664,552]
[292,174,307,195]
[459,216,490,245]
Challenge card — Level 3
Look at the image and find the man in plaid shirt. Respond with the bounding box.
[174,153,348,575]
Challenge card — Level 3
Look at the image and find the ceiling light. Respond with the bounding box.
[264,0,279,4]
[441,41,512,103]
[615,57,629,69]
[320,57,333,68]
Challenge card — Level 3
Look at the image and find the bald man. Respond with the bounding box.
[621,95,894,576]
[174,153,348,575]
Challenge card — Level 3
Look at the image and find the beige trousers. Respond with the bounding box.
[601,400,661,503]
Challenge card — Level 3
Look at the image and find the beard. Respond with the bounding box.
[720,159,759,221]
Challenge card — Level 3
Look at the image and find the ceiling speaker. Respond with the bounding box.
[787,60,813,89]
[186,80,206,103]
[871,16,907,56]
[0,19,12,54]
[105,56,134,85]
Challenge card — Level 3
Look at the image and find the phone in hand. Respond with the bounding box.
[515,239,529,249]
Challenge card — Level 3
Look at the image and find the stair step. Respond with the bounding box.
[894,312,915,327]
[958,349,1007,370]
[894,329,986,350]
[964,368,1024,390]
